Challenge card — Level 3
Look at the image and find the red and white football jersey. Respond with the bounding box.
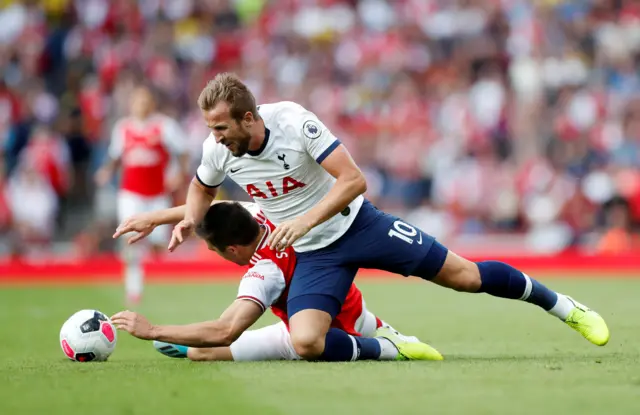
[109,114,186,196]
[236,204,367,336]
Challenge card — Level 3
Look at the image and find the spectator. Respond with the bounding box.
[0,165,12,254]
[597,196,638,254]
[5,155,59,256]
[0,0,638,257]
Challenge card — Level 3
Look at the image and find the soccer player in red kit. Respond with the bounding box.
[112,201,442,362]
[96,85,189,306]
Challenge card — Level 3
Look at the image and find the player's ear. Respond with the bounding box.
[243,111,254,125]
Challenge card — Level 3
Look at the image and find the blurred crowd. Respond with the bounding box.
[1,0,640,258]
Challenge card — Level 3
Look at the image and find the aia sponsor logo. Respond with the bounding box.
[246,177,306,199]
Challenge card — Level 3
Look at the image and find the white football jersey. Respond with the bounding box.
[236,259,286,312]
[196,101,364,252]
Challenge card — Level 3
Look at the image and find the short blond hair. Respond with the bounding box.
[197,73,258,121]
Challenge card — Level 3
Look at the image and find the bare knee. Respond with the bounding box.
[432,251,482,292]
[289,309,332,360]
[290,331,325,360]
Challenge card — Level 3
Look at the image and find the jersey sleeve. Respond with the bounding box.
[195,136,226,188]
[281,104,341,164]
[236,259,286,312]
[161,117,187,155]
[108,120,125,160]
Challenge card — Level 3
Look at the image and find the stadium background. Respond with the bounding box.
[1,3,639,414]
[0,0,639,278]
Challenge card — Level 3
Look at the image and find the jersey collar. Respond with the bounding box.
[247,127,270,157]
[249,224,271,265]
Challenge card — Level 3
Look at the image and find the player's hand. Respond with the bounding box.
[168,219,195,252]
[111,311,156,340]
[113,214,157,244]
[268,217,312,251]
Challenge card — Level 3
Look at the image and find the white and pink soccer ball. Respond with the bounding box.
[59,309,117,362]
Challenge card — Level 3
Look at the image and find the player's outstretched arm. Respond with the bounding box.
[113,205,188,244]
[114,199,251,245]
[168,178,217,251]
[268,145,366,250]
[184,178,218,224]
[111,299,263,347]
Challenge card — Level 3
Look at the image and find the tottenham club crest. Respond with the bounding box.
[303,120,322,139]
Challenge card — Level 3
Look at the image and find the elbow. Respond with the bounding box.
[219,336,234,348]
[352,172,367,196]
[215,324,239,347]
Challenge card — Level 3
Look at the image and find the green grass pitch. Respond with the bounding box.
[0,277,639,414]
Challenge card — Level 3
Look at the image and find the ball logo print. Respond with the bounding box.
[61,339,75,359]
[80,311,107,333]
[101,321,116,342]
[303,120,321,139]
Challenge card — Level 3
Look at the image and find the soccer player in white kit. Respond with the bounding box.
[111,201,441,362]
[95,85,189,306]
[133,73,609,362]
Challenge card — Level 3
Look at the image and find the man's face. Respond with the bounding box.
[130,88,154,119]
[203,102,252,157]
[205,240,251,266]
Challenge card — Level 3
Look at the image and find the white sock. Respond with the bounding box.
[125,259,144,299]
[377,338,399,360]
[547,293,576,321]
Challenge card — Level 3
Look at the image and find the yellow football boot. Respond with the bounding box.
[375,327,444,361]
[564,298,610,346]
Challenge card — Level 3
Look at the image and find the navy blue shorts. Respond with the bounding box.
[287,200,449,319]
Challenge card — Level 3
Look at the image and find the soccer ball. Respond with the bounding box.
[59,309,117,362]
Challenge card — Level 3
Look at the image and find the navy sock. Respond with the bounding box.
[526,279,559,311]
[320,328,381,362]
[476,261,558,311]
[354,337,382,360]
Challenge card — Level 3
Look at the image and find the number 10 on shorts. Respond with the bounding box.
[388,220,422,245]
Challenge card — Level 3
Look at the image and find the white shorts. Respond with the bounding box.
[118,190,172,246]
[229,305,378,362]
